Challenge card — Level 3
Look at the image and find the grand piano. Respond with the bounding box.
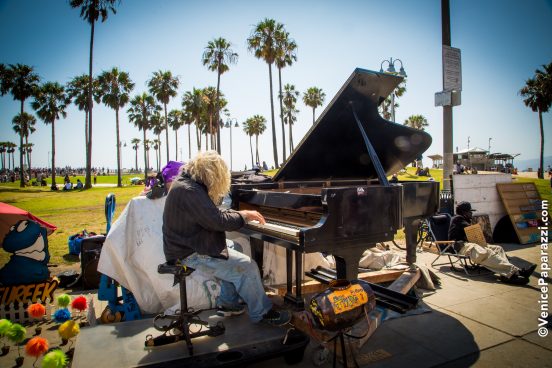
[231,68,439,307]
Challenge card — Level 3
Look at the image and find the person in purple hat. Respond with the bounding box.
[162,161,185,190]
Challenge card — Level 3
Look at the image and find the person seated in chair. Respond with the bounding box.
[162,151,291,326]
[449,201,536,285]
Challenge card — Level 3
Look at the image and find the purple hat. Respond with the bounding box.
[162,161,184,185]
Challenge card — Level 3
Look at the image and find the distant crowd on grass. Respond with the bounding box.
[0,166,120,186]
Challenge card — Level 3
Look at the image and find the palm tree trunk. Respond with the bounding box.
[249,136,254,167]
[19,100,24,188]
[157,133,162,171]
[278,67,286,162]
[188,124,192,159]
[195,121,201,150]
[268,64,279,168]
[255,134,260,165]
[164,103,169,166]
[115,108,122,187]
[51,120,56,190]
[216,70,222,155]
[143,130,148,181]
[25,137,30,177]
[312,107,315,125]
[288,110,294,152]
[85,17,95,189]
[85,109,89,175]
[174,128,179,161]
[134,148,138,172]
[539,109,544,179]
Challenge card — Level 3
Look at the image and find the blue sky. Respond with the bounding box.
[1,0,551,172]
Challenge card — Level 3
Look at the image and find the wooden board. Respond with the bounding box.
[464,224,487,246]
[268,268,405,296]
[496,183,542,244]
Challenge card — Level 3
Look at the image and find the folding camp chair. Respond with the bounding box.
[428,213,479,275]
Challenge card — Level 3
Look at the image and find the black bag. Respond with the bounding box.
[80,235,106,290]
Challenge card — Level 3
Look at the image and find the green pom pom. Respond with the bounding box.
[0,319,12,336]
[57,294,71,308]
[6,323,26,343]
[42,349,67,368]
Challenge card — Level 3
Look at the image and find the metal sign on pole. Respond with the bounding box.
[442,45,462,92]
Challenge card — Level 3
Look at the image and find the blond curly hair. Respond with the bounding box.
[183,151,231,203]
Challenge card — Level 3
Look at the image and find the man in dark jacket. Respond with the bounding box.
[449,201,536,284]
[163,151,291,326]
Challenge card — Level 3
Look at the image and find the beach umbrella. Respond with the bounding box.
[0,202,56,241]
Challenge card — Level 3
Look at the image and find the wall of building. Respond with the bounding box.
[452,173,512,230]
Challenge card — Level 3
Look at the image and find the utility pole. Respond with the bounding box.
[442,0,453,192]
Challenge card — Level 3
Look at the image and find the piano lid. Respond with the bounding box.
[273,68,432,182]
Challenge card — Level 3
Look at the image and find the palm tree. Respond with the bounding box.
[12,112,36,180]
[5,64,40,187]
[182,111,194,160]
[66,74,101,182]
[21,143,34,173]
[0,142,6,170]
[32,82,69,190]
[167,109,184,161]
[127,93,160,180]
[303,87,325,125]
[70,0,119,188]
[5,142,16,170]
[131,138,140,172]
[0,63,10,97]
[202,37,238,154]
[147,70,179,165]
[244,115,267,165]
[143,139,152,172]
[242,118,255,167]
[281,83,300,154]
[97,67,134,187]
[151,113,164,172]
[519,62,552,179]
[379,80,407,121]
[403,114,429,131]
[182,88,206,151]
[275,30,297,162]
[247,18,284,168]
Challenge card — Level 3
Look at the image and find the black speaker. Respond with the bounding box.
[80,235,106,290]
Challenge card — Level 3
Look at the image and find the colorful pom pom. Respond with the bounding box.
[42,349,67,368]
[58,320,79,340]
[27,303,46,319]
[71,296,87,312]
[25,336,49,357]
[57,294,71,308]
[6,323,26,343]
[53,308,71,323]
[0,319,12,336]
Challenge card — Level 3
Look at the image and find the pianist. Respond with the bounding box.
[162,151,291,326]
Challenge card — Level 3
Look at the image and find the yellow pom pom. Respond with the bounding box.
[58,320,80,340]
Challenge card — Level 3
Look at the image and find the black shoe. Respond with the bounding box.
[262,309,291,326]
[518,264,537,278]
[500,274,530,285]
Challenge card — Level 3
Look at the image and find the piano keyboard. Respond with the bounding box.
[247,220,301,238]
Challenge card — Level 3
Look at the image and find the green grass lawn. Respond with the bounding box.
[0,170,550,267]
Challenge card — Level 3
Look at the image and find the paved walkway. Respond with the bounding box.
[249,243,551,367]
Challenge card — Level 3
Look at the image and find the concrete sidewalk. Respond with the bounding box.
[248,243,551,367]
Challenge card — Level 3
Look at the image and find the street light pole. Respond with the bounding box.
[225,118,239,171]
[379,57,407,123]
[488,137,492,153]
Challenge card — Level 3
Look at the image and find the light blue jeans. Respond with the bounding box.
[182,245,272,322]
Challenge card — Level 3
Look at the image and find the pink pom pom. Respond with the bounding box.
[27,303,46,319]
[71,296,88,312]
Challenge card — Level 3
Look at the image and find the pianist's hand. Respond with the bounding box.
[239,210,266,225]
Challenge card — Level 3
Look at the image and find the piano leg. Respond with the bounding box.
[404,218,421,270]
[283,249,305,308]
[334,246,371,281]
[250,237,264,277]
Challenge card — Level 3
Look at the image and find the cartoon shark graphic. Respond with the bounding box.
[0,220,50,285]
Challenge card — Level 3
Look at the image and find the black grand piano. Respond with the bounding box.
[231,68,439,307]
